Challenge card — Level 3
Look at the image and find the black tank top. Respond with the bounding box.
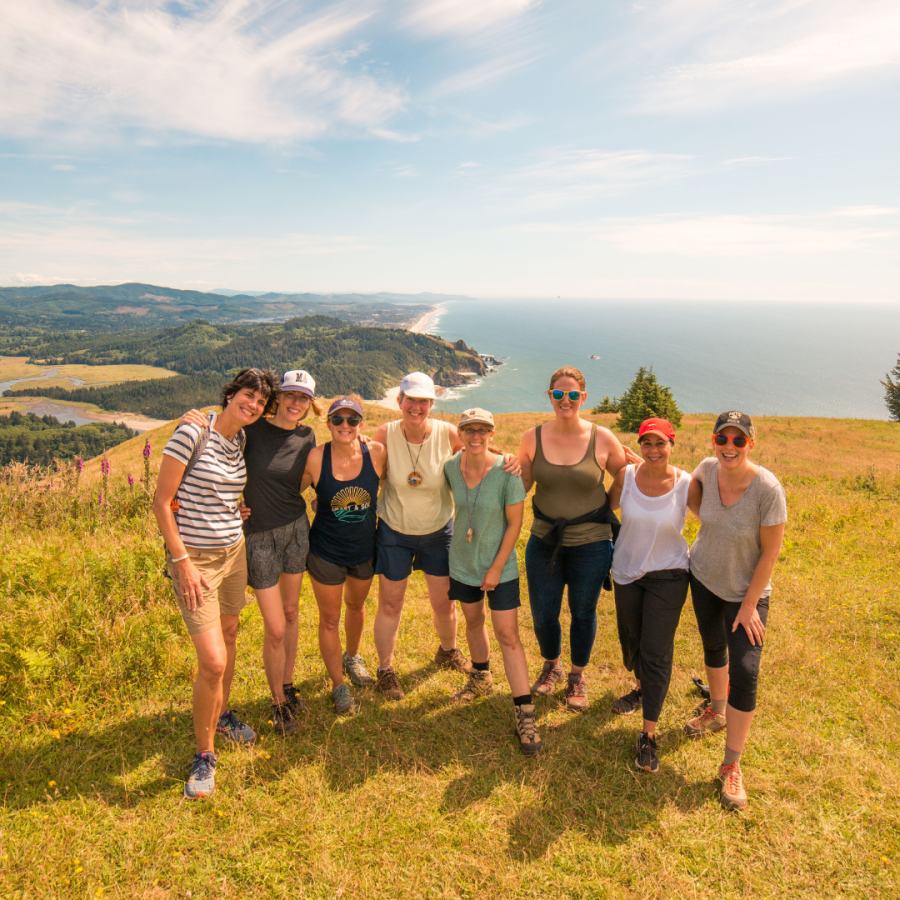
[309,442,379,566]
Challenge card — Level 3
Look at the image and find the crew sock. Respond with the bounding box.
[472,660,490,672]
[513,694,532,707]
[710,697,727,715]
[723,746,742,767]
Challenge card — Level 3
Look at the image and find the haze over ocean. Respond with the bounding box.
[427,299,900,420]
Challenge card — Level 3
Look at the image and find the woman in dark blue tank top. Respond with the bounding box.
[301,396,387,715]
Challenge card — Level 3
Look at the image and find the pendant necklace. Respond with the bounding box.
[463,453,490,542]
[402,425,428,487]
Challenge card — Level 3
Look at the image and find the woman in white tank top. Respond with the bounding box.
[606,417,691,775]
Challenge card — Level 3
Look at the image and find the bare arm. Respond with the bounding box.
[482,501,525,592]
[448,423,464,454]
[366,441,388,480]
[152,454,209,610]
[607,467,627,512]
[732,522,786,645]
[687,475,703,516]
[301,445,324,492]
[597,426,627,478]
[518,428,537,493]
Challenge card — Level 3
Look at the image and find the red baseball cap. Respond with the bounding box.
[638,417,676,442]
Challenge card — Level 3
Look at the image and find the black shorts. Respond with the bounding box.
[449,576,521,611]
[307,551,375,587]
[374,519,452,581]
[245,516,309,590]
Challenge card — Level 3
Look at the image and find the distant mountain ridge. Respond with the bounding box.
[0,282,468,331]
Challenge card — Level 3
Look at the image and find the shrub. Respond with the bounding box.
[882,354,900,422]
[600,367,683,433]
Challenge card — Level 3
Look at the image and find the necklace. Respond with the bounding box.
[463,453,490,542]
[402,425,428,487]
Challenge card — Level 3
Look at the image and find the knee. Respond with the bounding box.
[220,622,239,648]
[197,652,227,684]
[282,604,299,626]
[494,625,521,650]
[728,654,760,712]
[264,622,286,647]
[319,612,341,634]
[463,608,486,630]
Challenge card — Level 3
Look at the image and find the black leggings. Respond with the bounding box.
[690,574,768,713]
[613,569,689,723]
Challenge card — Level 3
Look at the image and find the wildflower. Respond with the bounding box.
[48,780,56,787]
[101,457,110,476]
[76,457,83,473]
[142,439,151,459]
[127,474,134,486]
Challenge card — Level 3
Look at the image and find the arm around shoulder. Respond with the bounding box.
[597,425,627,477]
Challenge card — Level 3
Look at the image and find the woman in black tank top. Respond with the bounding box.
[301,397,387,715]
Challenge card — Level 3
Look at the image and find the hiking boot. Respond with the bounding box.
[342,653,374,686]
[271,702,298,736]
[375,666,405,701]
[434,645,473,674]
[531,660,564,697]
[333,683,359,716]
[283,684,306,716]
[612,688,642,715]
[719,762,748,811]
[634,732,659,774]
[564,672,588,712]
[184,751,216,800]
[216,709,256,744]
[684,705,726,738]
[452,669,494,703]
[514,704,542,756]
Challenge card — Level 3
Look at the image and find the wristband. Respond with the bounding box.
[170,553,190,563]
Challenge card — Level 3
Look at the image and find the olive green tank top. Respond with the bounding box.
[530,424,612,546]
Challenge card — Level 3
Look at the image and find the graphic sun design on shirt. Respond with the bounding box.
[331,486,372,523]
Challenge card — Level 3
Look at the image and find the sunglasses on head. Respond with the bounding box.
[714,433,749,448]
[329,413,362,427]
[551,389,583,402]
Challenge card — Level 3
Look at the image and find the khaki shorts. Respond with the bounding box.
[166,537,250,635]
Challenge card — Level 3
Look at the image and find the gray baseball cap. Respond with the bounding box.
[713,410,755,439]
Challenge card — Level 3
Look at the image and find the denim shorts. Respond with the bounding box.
[374,519,452,581]
[449,576,520,611]
[245,516,309,590]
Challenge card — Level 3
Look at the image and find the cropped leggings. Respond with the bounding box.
[690,574,769,713]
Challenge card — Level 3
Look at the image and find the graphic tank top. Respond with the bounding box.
[309,442,379,566]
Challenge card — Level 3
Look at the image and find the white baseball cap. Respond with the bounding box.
[399,371,436,399]
[280,369,316,399]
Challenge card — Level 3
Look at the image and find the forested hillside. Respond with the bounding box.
[0,411,135,466]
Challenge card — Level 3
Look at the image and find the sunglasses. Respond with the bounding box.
[461,427,492,436]
[714,433,749,448]
[329,414,362,427]
[551,389,583,402]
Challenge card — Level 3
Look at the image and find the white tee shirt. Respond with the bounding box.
[610,464,690,585]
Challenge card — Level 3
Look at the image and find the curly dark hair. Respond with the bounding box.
[221,368,278,416]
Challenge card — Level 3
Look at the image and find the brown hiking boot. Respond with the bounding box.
[564,672,588,712]
[531,660,564,697]
[684,705,726,738]
[434,645,473,673]
[719,762,748,811]
[514,704,542,756]
[375,666,405,701]
[452,669,494,703]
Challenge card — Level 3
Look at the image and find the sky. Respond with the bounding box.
[0,0,899,301]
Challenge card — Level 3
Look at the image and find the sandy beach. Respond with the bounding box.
[25,399,169,433]
[408,304,445,334]
[373,386,402,410]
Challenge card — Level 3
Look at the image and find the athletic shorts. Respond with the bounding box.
[166,536,250,635]
[374,519,452,582]
[245,516,310,590]
[307,550,375,586]
[449,576,521,611]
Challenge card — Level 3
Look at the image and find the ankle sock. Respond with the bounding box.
[710,697,727,715]
[513,694,532,707]
[440,645,455,652]
[472,660,490,672]
[723,746,742,767]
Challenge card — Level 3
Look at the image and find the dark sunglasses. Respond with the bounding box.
[551,389,583,402]
[714,433,749,448]
[329,414,362,427]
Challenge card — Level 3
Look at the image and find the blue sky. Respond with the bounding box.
[1,0,898,300]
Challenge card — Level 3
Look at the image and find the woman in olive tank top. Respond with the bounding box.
[518,366,628,711]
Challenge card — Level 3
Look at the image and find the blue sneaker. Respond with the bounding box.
[184,751,216,799]
[216,709,256,744]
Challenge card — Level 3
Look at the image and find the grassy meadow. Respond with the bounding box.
[1,408,899,899]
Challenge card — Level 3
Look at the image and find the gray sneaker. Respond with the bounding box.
[333,683,359,716]
[342,653,374,686]
[184,752,216,799]
[216,709,256,744]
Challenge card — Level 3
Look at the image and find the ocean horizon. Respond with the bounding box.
[422,299,900,420]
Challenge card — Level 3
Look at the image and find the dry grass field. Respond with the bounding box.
[1,407,898,899]
[0,356,178,387]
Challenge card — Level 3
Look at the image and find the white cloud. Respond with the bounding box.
[401,0,536,37]
[722,156,793,166]
[428,52,539,99]
[626,0,900,112]
[0,0,407,143]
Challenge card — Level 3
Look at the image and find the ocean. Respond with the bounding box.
[425,299,900,420]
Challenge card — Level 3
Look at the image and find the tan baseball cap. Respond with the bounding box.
[458,408,495,429]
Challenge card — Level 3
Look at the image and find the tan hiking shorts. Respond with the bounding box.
[166,537,250,635]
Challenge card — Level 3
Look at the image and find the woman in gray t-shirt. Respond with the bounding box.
[684,411,787,812]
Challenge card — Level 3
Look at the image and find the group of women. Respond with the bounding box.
[153,365,786,813]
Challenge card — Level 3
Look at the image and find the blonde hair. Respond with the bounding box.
[548,366,586,393]
[276,391,322,419]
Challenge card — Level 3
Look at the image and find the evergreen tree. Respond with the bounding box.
[590,396,619,414]
[613,366,683,433]
[882,354,900,422]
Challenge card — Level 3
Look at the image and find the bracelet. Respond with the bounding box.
[170,553,190,563]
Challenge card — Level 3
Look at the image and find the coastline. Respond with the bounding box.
[408,304,445,334]
[373,386,401,410]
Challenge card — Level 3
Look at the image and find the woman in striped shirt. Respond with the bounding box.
[153,367,277,800]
